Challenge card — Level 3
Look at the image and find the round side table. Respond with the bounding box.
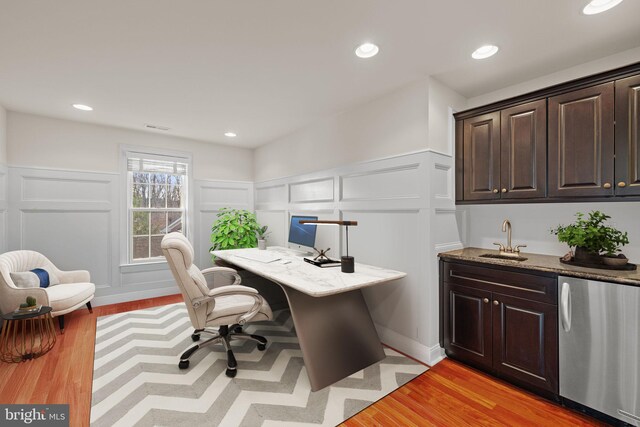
[0,306,57,363]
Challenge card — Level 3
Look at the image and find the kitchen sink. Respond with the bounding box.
[479,253,528,262]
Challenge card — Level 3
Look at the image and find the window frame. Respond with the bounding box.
[120,145,193,266]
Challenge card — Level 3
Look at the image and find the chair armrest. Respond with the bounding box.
[56,269,91,284]
[201,267,241,289]
[192,285,264,325]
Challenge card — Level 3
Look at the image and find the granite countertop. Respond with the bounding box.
[438,247,640,287]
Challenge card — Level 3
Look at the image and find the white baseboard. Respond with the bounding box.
[375,322,445,367]
[92,286,180,307]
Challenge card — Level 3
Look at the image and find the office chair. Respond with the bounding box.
[161,233,273,377]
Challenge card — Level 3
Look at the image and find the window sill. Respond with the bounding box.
[120,261,169,274]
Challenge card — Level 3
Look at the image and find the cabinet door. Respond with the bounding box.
[500,100,547,199]
[548,83,614,198]
[492,293,558,396]
[443,282,493,370]
[615,75,640,196]
[463,112,501,200]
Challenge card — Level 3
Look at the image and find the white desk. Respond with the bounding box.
[212,246,406,391]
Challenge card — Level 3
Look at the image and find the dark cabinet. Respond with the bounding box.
[443,283,493,370]
[548,83,615,198]
[463,112,501,200]
[459,101,547,202]
[492,293,558,395]
[615,75,640,196]
[441,261,558,397]
[500,100,547,199]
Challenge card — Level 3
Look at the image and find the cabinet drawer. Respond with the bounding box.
[444,261,557,305]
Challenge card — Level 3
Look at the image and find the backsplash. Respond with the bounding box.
[465,201,640,263]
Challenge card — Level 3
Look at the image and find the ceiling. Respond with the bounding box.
[1,0,639,148]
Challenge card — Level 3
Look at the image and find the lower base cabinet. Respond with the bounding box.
[441,260,559,398]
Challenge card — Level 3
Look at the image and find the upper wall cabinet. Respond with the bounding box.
[500,100,547,199]
[615,75,640,196]
[454,61,640,204]
[548,83,614,198]
[463,112,501,201]
[460,102,546,201]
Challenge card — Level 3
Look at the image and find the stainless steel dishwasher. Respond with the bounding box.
[559,276,640,426]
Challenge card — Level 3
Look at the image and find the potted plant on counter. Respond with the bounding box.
[551,211,630,266]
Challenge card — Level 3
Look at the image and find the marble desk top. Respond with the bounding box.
[211,247,406,297]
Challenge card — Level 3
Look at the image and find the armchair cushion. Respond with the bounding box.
[10,268,59,289]
[46,282,95,314]
[206,294,272,326]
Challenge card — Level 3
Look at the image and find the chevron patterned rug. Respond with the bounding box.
[90,303,427,426]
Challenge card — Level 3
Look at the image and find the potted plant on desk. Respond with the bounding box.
[551,210,630,266]
[256,226,270,250]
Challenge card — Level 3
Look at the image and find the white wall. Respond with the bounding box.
[254,78,431,182]
[7,112,253,181]
[428,78,467,154]
[467,202,640,263]
[255,150,464,365]
[0,106,7,252]
[467,46,640,109]
[0,106,7,165]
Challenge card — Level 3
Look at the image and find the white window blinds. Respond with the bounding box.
[127,157,188,175]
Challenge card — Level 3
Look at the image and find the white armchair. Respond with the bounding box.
[0,250,95,333]
[161,232,273,377]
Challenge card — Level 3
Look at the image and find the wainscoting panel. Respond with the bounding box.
[21,210,112,286]
[340,163,421,202]
[255,210,287,247]
[289,177,334,203]
[255,184,287,207]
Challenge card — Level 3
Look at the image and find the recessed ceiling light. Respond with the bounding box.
[355,42,379,59]
[471,45,499,60]
[583,0,623,15]
[224,132,237,138]
[72,104,93,111]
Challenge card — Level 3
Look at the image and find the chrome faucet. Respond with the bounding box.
[493,219,526,256]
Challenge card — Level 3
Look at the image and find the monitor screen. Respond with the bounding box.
[288,215,318,249]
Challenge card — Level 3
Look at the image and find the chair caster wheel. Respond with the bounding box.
[234,326,243,333]
[226,368,237,378]
[257,343,266,351]
[191,334,200,342]
[179,360,190,369]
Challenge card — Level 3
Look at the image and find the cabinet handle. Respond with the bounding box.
[501,188,507,193]
[493,189,499,194]
[493,300,499,306]
[618,182,627,188]
[483,298,489,304]
[603,183,612,189]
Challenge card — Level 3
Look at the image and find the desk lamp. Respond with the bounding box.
[299,220,358,273]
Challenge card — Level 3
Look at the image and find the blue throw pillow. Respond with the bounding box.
[31,268,50,288]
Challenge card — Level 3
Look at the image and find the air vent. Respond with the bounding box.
[145,124,171,131]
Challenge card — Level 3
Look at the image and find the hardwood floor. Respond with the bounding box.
[0,295,604,427]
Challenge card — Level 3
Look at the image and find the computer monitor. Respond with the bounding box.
[288,215,318,252]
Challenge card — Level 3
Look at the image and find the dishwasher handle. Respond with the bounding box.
[560,282,572,332]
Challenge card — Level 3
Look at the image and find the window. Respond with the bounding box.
[126,154,189,262]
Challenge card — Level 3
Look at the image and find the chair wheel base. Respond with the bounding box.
[191,334,200,342]
[226,368,237,378]
[257,343,266,351]
[179,360,190,369]
[234,326,243,333]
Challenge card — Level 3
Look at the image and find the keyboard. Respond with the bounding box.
[232,249,281,263]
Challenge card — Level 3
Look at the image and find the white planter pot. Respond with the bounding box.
[258,240,267,250]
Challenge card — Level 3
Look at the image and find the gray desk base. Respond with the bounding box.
[278,285,385,391]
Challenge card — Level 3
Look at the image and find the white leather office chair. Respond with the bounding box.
[161,233,273,377]
[0,250,95,333]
